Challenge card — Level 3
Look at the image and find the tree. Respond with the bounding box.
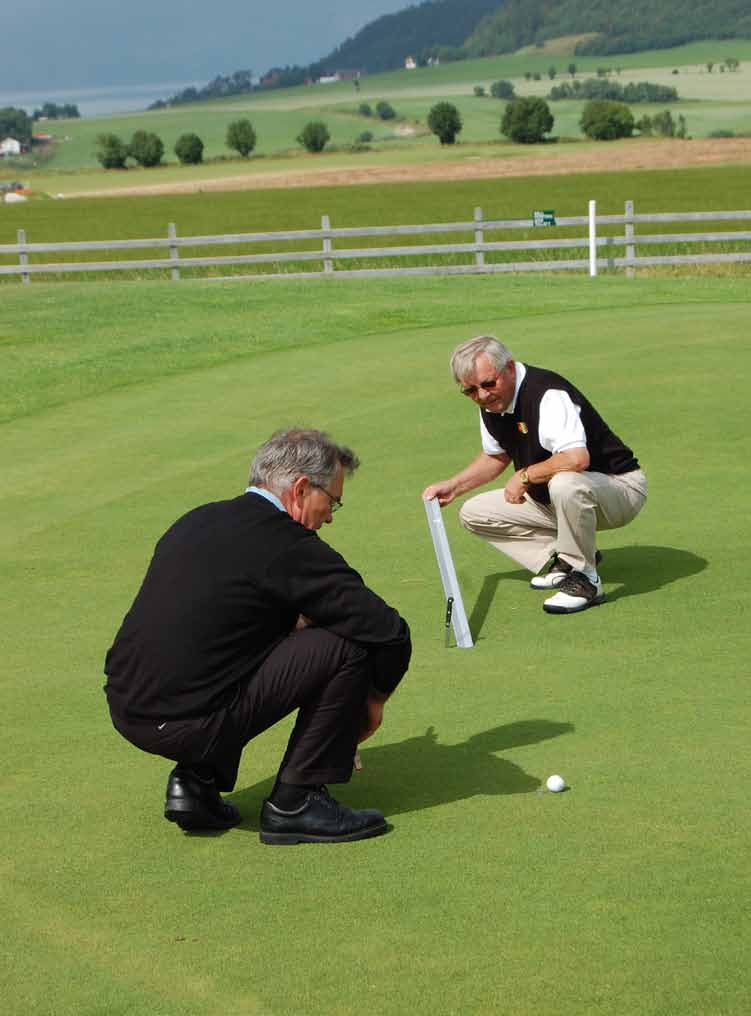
[501,97,554,143]
[548,66,557,80]
[95,133,128,169]
[375,100,396,120]
[427,102,463,145]
[128,130,164,167]
[490,79,515,99]
[580,100,635,140]
[0,106,32,144]
[474,85,486,97]
[358,102,373,117]
[297,121,330,152]
[226,119,257,157]
[568,63,577,78]
[174,133,204,165]
[32,101,80,120]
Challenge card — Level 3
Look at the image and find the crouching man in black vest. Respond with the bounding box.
[105,428,411,843]
[423,336,647,615]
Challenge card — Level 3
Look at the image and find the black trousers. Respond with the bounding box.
[110,629,372,791]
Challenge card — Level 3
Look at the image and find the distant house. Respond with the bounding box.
[318,73,341,84]
[405,56,417,70]
[0,137,22,157]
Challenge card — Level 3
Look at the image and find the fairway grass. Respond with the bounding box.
[3,272,750,1014]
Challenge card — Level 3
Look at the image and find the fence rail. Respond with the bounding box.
[2,201,750,283]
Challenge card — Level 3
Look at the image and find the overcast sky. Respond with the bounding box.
[0,0,409,93]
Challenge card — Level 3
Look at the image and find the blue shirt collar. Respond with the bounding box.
[245,486,287,513]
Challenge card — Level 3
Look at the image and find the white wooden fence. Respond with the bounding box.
[2,200,750,283]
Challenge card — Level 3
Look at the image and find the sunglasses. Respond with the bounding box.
[460,372,503,398]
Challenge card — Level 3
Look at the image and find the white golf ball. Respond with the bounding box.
[546,774,566,793]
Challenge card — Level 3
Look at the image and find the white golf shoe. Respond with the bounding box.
[531,550,602,590]
[543,571,605,614]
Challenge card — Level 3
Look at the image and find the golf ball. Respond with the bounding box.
[546,774,566,793]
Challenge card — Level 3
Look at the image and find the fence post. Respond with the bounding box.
[588,200,597,277]
[168,222,180,281]
[17,229,30,285]
[321,215,333,274]
[474,206,485,270]
[624,200,635,278]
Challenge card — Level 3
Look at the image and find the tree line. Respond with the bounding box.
[95,119,337,168]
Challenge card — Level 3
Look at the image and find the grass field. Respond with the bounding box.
[3,271,750,1014]
[2,163,750,283]
[3,38,751,194]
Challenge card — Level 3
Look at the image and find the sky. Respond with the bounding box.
[0,0,410,93]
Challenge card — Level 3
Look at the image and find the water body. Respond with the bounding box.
[0,80,204,117]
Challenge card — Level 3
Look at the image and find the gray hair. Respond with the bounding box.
[450,335,514,384]
[249,428,360,497]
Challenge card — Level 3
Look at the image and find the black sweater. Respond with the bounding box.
[104,494,411,722]
[482,365,639,505]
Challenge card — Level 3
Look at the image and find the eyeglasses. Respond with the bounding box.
[460,371,503,398]
[310,482,342,512]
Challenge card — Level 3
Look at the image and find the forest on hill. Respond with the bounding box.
[466,0,751,58]
[315,0,500,73]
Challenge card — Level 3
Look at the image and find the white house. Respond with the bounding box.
[0,137,22,157]
[405,56,417,70]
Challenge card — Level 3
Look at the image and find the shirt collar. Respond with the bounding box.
[245,486,287,513]
[503,361,526,414]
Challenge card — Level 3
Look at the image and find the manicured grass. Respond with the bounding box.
[2,272,750,1014]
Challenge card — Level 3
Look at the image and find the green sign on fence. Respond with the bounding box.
[532,209,556,227]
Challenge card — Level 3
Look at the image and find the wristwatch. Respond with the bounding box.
[520,468,530,486]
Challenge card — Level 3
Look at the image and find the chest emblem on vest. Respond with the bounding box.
[517,421,529,434]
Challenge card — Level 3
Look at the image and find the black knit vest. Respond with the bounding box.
[481,365,639,505]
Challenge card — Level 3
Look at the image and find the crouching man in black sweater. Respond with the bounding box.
[104,428,411,845]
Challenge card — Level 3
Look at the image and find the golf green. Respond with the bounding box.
[2,273,749,1014]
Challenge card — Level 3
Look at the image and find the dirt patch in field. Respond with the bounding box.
[69,138,751,199]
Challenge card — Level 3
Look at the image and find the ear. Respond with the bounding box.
[283,475,310,522]
[291,475,311,502]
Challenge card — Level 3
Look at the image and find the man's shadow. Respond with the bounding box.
[469,545,707,638]
[231,719,573,831]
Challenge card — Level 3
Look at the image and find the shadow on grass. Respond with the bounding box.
[469,545,707,637]
[231,718,573,830]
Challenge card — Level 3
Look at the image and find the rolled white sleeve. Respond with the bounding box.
[480,412,505,455]
[538,390,587,453]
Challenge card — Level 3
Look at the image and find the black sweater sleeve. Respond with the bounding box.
[268,534,412,696]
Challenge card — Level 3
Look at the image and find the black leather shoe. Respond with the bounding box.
[164,766,241,831]
[259,786,388,845]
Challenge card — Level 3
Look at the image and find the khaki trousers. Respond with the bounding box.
[459,469,647,575]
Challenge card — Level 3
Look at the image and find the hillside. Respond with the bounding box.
[466,0,751,58]
[312,0,500,74]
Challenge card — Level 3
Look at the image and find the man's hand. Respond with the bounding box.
[358,696,385,744]
[423,453,509,507]
[294,614,313,631]
[504,470,528,504]
[422,480,457,507]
